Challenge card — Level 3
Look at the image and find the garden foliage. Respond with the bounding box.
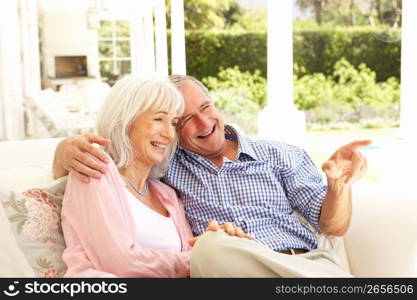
[204,59,400,132]
[182,27,400,82]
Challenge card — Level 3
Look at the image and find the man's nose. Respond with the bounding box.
[195,112,210,128]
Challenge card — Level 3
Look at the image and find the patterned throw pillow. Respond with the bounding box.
[0,177,68,278]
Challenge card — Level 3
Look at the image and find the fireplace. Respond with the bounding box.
[54,56,88,78]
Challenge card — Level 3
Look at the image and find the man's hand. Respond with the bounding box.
[319,140,371,236]
[322,140,372,185]
[188,220,253,247]
[53,133,111,183]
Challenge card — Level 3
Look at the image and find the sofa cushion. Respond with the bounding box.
[0,203,35,277]
[26,90,95,137]
[0,177,68,277]
[345,183,417,277]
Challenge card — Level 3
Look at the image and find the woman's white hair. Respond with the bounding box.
[96,75,184,178]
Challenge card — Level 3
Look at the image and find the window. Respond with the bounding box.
[98,20,131,84]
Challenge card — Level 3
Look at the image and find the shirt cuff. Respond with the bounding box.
[307,185,327,232]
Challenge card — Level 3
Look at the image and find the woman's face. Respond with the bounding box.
[129,108,179,168]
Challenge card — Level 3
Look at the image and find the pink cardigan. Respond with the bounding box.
[61,157,193,278]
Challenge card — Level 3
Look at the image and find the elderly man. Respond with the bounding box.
[53,75,370,277]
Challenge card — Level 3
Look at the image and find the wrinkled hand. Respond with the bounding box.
[322,140,372,185]
[188,220,253,247]
[57,133,111,183]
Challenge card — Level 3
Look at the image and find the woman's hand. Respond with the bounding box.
[188,220,253,247]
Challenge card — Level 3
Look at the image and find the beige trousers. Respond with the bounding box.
[190,231,352,278]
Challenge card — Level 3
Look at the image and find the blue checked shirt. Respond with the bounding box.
[163,125,327,251]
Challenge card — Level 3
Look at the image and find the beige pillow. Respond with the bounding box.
[0,177,68,277]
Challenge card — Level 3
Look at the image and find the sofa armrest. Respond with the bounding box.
[0,138,62,191]
[344,184,417,277]
[0,138,62,169]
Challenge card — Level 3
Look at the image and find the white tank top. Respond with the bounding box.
[125,188,182,252]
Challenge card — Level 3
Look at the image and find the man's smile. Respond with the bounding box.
[197,124,216,139]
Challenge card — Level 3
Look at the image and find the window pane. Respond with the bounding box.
[116,60,132,75]
[116,41,131,57]
[99,41,113,58]
[115,20,130,37]
[99,60,114,77]
[98,20,112,38]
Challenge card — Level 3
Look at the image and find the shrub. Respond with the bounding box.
[202,66,266,108]
[294,58,400,128]
[202,66,265,135]
[199,62,400,133]
[210,87,260,135]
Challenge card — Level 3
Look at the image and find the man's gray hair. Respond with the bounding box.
[96,75,184,178]
[169,74,211,99]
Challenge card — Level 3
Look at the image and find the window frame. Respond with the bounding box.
[98,19,132,77]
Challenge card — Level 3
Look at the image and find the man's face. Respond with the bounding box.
[176,81,226,158]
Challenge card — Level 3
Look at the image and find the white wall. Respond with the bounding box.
[39,0,172,81]
[20,0,41,96]
[0,0,25,140]
[41,12,100,79]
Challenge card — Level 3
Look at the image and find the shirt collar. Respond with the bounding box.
[224,125,259,161]
[177,124,259,161]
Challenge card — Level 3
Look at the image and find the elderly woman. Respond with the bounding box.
[61,76,250,278]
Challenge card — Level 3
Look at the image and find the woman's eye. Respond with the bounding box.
[171,122,178,127]
[154,118,162,121]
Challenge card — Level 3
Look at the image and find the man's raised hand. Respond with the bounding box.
[322,140,372,185]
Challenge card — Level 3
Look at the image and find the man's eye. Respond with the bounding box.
[171,122,178,127]
[201,104,210,111]
[182,116,192,125]
[154,118,162,121]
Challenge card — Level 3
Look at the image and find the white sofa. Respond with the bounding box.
[0,138,416,277]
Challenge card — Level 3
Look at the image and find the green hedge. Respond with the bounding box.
[183,30,267,80]
[179,27,401,82]
[293,26,401,82]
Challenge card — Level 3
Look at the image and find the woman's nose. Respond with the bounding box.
[162,123,175,141]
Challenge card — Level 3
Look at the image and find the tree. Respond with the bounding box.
[356,0,402,26]
[295,0,402,27]
[230,6,267,31]
[223,1,243,27]
[166,0,243,30]
[297,0,328,25]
